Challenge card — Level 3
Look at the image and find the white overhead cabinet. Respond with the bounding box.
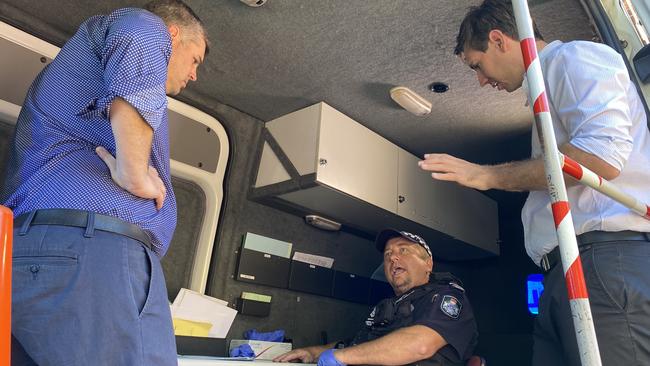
[316,104,398,214]
[397,149,498,256]
[253,102,499,259]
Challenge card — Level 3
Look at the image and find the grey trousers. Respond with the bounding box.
[532,240,650,366]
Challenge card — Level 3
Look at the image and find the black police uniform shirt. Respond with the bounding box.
[348,274,478,365]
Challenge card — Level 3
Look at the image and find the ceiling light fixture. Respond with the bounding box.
[305,215,341,231]
[389,86,432,116]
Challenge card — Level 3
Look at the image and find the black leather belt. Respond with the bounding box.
[15,209,152,251]
[540,230,650,273]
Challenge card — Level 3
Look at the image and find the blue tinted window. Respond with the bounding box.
[527,274,544,315]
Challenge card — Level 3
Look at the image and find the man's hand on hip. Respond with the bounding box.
[96,146,166,209]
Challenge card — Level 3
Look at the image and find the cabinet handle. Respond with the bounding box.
[398,195,405,203]
[319,158,327,166]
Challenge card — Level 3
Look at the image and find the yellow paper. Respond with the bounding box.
[173,318,213,337]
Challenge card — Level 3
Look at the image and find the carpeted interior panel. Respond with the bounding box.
[0,122,13,186]
[161,177,206,300]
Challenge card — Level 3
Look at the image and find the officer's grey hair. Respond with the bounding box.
[144,0,210,54]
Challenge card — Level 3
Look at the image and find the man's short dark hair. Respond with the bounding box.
[454,0,544,55]
[144,0,210,54]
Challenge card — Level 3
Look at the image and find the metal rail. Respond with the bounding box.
[561,154,650,219]
[512,1,602,365]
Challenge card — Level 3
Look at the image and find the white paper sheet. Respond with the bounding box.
[173,288,229,308]
[171,288,237,338]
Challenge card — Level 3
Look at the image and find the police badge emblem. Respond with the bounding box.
[440,295,462,319]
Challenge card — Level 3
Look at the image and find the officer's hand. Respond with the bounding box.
[95,146,167,210]
[317,349,346,366]
[273,348,315,363]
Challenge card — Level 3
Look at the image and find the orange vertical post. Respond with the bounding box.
[0,205,13,365]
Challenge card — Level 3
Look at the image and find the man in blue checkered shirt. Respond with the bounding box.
[2,1,208,364]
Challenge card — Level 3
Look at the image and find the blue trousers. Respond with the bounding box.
[11,223,177,365]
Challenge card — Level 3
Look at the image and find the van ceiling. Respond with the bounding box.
[0,0,594,164]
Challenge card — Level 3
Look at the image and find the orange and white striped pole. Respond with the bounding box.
[512,1,602,365]
[561,155,650,220]
[0,205,13,365]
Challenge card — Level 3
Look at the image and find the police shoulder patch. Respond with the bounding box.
[366,307,376,326]
[440,295,462,319]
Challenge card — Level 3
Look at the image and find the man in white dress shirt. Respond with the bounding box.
[418,1,650,365]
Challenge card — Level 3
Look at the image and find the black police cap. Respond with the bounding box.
[375,228,432,258]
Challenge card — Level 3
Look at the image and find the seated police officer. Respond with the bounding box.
[274,229,478,366]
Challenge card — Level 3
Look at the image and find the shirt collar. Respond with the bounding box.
[522,40,564,106]
[538,40,563,61]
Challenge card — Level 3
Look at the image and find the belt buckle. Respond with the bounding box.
[540,255,550,272]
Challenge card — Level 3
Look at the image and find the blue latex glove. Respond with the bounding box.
[243,329,285,342]
[230,344,255,358]
[317,349,346,366]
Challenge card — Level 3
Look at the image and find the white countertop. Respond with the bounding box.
[177,357,315,366]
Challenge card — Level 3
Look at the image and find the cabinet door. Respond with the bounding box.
[316,103,398,213]
[397,149,498,254]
